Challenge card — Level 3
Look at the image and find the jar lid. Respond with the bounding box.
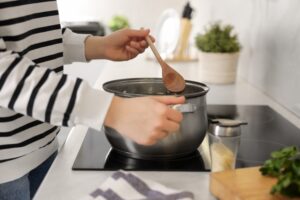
[209,118,248,137]
[210,118,248,127]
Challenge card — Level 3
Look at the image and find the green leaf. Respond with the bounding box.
[108,15,130,32]
[260,146,300,198]
[195,22,241,53]
[271,146,297,159]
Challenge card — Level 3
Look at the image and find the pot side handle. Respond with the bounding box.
[172,104,197,113]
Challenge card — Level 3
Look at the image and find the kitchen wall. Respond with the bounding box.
[196,0,300,118]
[58,0,186,30]
[58,0,300,118]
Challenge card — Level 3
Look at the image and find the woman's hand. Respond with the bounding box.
[85,28,155,61]
[104,96,185,145]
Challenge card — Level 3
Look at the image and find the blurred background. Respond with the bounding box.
[58,0,300,118]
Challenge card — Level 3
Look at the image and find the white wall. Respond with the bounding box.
[58,0,185,29]
[57,0,212,40]
[58,0,300,118]
[198,0,300,117]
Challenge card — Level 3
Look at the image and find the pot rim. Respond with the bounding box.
[103,77,209,98]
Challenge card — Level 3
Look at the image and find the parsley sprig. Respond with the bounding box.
[260,146,300,197]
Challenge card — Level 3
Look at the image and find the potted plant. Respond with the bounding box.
[195,22,241,84]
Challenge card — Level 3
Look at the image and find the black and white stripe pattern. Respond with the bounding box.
[85,171,194,200]
[0,0,112,183]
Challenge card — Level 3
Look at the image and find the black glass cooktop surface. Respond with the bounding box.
[72,105,300,171]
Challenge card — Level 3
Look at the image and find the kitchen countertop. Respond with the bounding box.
[34,55,300,200]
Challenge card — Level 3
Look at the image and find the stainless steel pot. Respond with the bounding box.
[103,78,209,160]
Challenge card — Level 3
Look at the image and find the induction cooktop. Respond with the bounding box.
[72,105,300,171]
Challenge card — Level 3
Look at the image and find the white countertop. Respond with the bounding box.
[34,55,300,200]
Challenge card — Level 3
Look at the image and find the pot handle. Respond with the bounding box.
[171,104,197,113]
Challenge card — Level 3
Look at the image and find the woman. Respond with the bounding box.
[0,0,184,199]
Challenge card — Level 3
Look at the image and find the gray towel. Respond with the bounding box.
[83,171,194,200]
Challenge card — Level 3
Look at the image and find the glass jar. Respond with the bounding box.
[208,119,247,172]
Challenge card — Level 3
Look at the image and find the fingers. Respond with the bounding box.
[127,37,155,53]
[139,27,155,41]
[162,119,180,133]
[126,28,155,45]
[140,40,147,48]
[123,28,156,56]
[147,118,180,144]
[139,36,154,48]
[129,41,145,53]
[140,139,156,146]
[151,96,185,105]
[139,36,155,45]
[166,107,183,123]
[140,120,180,145]
[125,45,139,55]
[125,28,150,37]
[152,130,168,140]
[145,96,185,145]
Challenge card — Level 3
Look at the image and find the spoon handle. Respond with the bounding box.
[145,36,165,67]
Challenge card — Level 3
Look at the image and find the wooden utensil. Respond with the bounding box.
[210,166,288,200]
[145,36,186,93]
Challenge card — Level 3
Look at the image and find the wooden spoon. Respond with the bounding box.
[145,36,186,93]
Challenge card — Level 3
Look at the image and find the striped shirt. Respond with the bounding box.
[0,0,113,183]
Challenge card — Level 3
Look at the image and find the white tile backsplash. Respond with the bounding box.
[58,0,300,118]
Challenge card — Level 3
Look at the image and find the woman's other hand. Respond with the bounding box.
[104,96,185,145]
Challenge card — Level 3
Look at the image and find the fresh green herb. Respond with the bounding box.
[108,15,130,32]
[260,146,300,197]
[195,22,241,53]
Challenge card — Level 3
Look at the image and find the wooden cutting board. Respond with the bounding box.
[210,166,292,200]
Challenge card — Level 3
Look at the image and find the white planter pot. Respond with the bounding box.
[198,51,240,84]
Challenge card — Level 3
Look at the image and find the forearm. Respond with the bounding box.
[84,36,106,61]
[0,47,113,130]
